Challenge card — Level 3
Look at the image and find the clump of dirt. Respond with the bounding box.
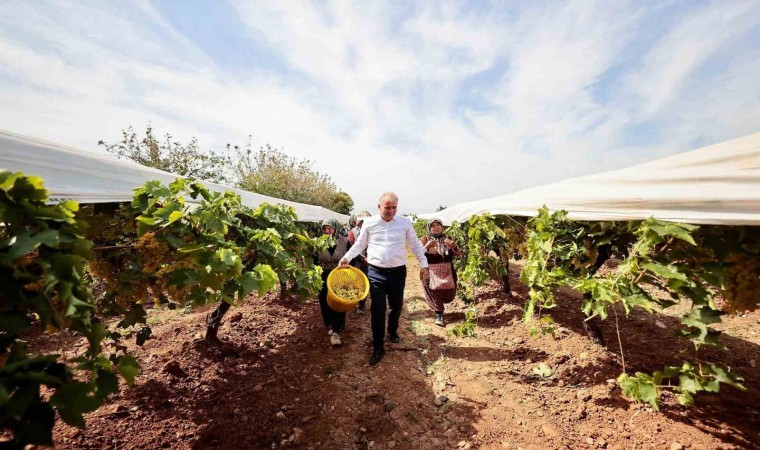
[18,258,760,449]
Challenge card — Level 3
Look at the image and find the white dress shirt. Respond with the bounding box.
[341,215,428,269]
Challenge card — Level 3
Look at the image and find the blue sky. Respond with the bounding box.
[0,1,758,214]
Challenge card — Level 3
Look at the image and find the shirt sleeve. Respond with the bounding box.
[341,221,368,263]
[407,220,428,268]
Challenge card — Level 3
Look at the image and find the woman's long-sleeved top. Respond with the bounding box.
[314,235,351,272]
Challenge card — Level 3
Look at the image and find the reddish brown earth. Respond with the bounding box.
[22,258,760,449]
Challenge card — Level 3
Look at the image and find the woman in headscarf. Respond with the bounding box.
[314,218,352,346]
[420,219,462,326]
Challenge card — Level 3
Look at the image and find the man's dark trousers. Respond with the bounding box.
[368,265,407,350]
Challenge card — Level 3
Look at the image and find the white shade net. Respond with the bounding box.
[420,132,760,226]
[0,130,349,223]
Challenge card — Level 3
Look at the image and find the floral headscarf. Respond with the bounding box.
[428,218,444,239]
[321,218,341,236]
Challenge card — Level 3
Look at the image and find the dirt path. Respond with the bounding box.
[31,258,760,449]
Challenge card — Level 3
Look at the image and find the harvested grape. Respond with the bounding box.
[333,285,363,300]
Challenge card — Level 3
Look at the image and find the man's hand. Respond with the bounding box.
[338,258,349,269]
[420,267,430,283]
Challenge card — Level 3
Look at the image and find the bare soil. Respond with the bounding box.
[25,258,760,449]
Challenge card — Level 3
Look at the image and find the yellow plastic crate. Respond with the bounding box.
[326,266,369,313]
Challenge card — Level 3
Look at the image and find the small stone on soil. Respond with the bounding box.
[434,394,449,406]
[670,443,684,450]
[576,390,592,402]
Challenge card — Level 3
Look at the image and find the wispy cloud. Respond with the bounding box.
[0,0,757,214]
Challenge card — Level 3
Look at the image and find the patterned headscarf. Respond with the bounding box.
[428,218,444,239]
[321,218,341,236]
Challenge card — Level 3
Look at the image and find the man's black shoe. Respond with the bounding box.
[389,334,400,344]
[369,348,384,365]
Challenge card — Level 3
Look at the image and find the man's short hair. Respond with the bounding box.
[378,192,398,204]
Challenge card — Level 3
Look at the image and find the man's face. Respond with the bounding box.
[378,197,398,222]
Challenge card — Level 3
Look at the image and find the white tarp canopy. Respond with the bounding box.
[0,130,349,223]
[420,132,760,226]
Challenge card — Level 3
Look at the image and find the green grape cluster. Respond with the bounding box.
[333,285,363,300]
[723,252,760,312]
[503,225,527,259]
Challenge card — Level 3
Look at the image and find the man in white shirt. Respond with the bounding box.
[339,192,429,365]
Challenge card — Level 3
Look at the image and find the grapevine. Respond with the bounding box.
[519,207,755,409]
[0,171,138,449]
[1,174,327,447]
[441,207,756,409]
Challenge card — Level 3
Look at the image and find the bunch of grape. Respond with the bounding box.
[162,284,193,304]
[88,253,139,308]
[89,253,149,308]
[134,232,170,275]
[503,225,527,259]
[154,256,197,304]
[334,285,363,300]
[571,239,599,272]
[88,233,170,308]
[18,252,44,293]
[87,256,120,291]
[723,252,760,313]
